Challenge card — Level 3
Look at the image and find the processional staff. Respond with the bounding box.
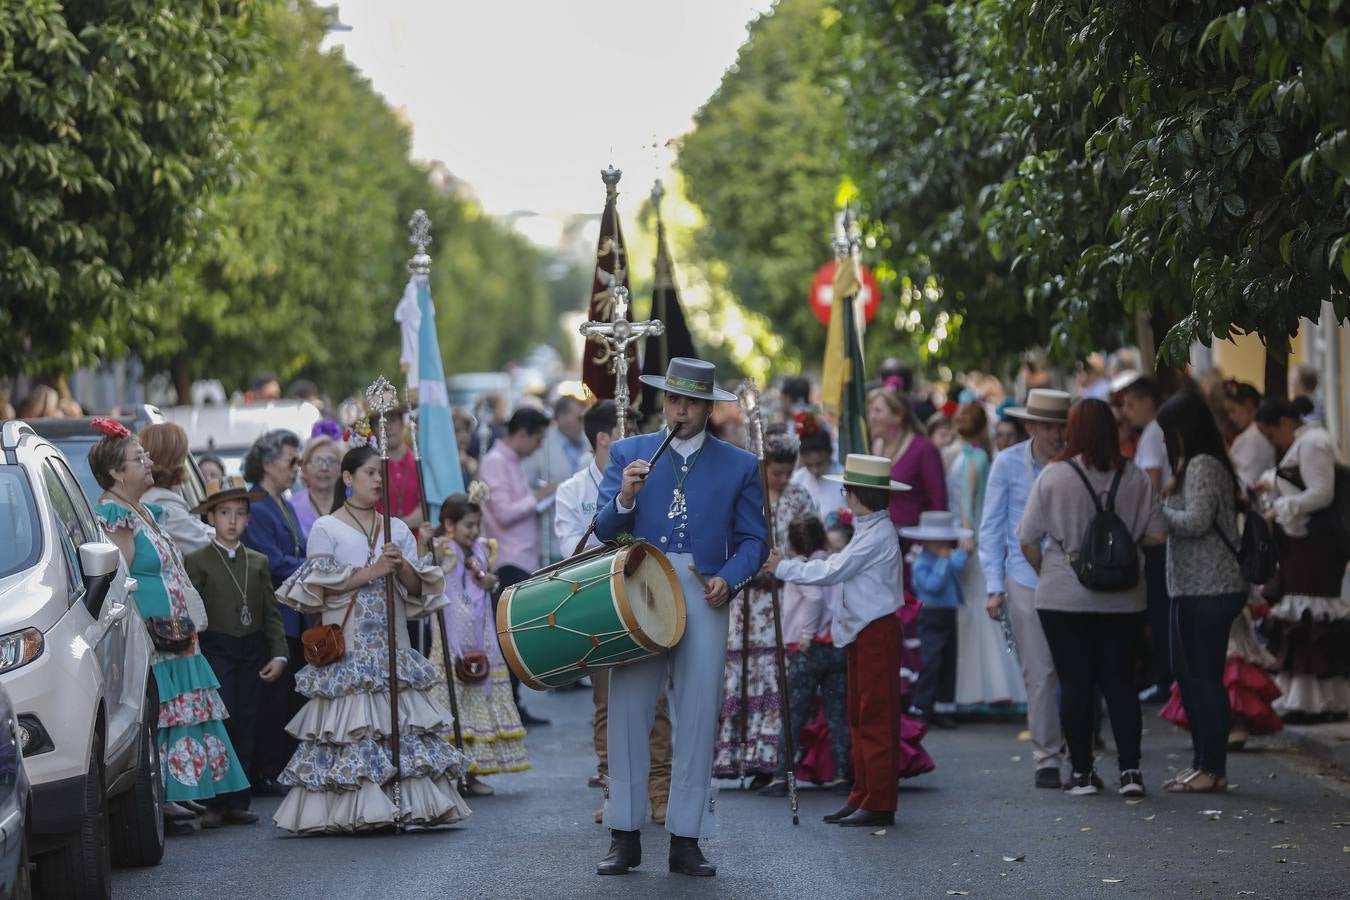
[579,275,663,441]
[365,374,404,823]
[740,381,801,826]
[402,209,469,792]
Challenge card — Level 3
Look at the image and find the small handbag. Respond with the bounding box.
[455,650,490,683]
[301,595,358,667]
[146,615,196,654]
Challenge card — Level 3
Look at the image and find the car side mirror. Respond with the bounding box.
[78,542,121,615]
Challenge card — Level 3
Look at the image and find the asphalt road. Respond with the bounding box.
[114,686,1350,899]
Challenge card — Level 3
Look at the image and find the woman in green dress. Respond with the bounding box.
[88,420,249,813]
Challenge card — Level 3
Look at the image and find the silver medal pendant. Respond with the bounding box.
[239,604,252,627]
[668,488,686,520]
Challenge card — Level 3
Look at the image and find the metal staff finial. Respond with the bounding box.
[652,178,665,218]
[738,381,764,459]
[408,209,433,276]
[602,164,622,198]
[366,375,398,459]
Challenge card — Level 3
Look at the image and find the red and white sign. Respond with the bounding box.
[810,261,881,326]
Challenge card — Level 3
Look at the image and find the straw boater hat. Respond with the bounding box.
[1004,388,1071,424]
[639,357,738,402]
[899,510,973,542]
[1109,370,1142,394]
[825,454,912,492]
[191,475,266,516]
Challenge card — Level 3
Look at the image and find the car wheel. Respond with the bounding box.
[33,731,109,899]
[109,698,164,867]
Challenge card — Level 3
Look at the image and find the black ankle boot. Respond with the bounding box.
[669,835,716,877]
[597,829,641,875]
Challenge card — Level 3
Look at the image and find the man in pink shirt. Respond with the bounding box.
[480,406,557,725]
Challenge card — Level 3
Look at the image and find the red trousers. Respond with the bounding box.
[846,614,902,813]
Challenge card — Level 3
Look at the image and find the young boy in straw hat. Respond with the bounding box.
[901,511,974,730]
[184,477,289,828]
[766,453,911,829]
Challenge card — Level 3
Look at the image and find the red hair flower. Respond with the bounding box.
[91,418,130,439]
[794,411,821,437]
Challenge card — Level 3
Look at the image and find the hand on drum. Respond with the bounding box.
[704,576,730,608]
[618,459,651,507]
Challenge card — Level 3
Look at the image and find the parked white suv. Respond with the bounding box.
[0,421,163,898]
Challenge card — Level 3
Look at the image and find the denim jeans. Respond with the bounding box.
[1170,592,1247,776]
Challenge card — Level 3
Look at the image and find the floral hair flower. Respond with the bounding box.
[794,411,821,437]
[311,419,343,441]
[91,417,131,439]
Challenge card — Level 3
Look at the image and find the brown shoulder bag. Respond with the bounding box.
[301,595,358,667]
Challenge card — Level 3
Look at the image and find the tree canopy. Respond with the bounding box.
[678,0,1350,378]
[0,0,262,375]
[3,0,554,398]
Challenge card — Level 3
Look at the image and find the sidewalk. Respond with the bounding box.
[1266,720,1350,776]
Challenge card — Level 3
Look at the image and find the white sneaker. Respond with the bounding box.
[1063,771,1102,796]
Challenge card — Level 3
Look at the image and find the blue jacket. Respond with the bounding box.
[242,485,306,637]
[910,548,968,609]
[596,431,769,597]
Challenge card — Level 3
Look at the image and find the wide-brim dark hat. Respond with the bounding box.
[191,476,266,516]
[639,357,738,402]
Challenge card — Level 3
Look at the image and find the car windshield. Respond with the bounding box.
[0,467,41,580]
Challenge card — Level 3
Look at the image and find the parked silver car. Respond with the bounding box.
[0,422,163,899]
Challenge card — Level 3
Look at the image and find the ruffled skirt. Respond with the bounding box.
[153,647,249,801]
[274,646,470,834]
[713,589,783,777]
[795,706,935,782]
[427,627,529,775]
[954,552,1026,711]
[1262,593,1350,716]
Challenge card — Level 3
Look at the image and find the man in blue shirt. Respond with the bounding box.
[979,389,1069,789]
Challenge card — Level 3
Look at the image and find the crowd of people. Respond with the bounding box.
[56,346,1349,858]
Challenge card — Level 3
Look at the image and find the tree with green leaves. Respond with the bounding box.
[0,0,262,376]
[678,0,847,368]
[136,2,554,399]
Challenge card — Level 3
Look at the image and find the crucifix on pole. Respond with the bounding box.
[579,274,664,439]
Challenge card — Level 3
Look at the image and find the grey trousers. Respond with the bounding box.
[1006,579,1061,768]
[604,553,728,838]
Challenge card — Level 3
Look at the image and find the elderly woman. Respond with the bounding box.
[88,419,247,824]
[1018,399,1165,796]
[140,422,214,554]
[1255,399,1350,723]
[291,435,344,540]
[239,428,305,796]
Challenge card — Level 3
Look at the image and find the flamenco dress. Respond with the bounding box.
[712,483,812,778]
[272,515,470,833]
[427,536,529,775]
[95,502,249,802]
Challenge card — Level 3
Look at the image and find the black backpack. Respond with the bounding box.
[1063,461,1140,592]
[1213,491,1278,585]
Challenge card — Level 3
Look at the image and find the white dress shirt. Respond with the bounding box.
[773,509,902,648]
[554,461,603,557]
[615,427,707,515]
[1265,424,1337,537]
[1230,421,1276,489]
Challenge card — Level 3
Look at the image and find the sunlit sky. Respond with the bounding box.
[326,0,774,219]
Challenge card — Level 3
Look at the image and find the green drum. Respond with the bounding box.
[496,542,686,691]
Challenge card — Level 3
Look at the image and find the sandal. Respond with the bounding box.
[1162,767,1197,788]
[1165,770,1226,793]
